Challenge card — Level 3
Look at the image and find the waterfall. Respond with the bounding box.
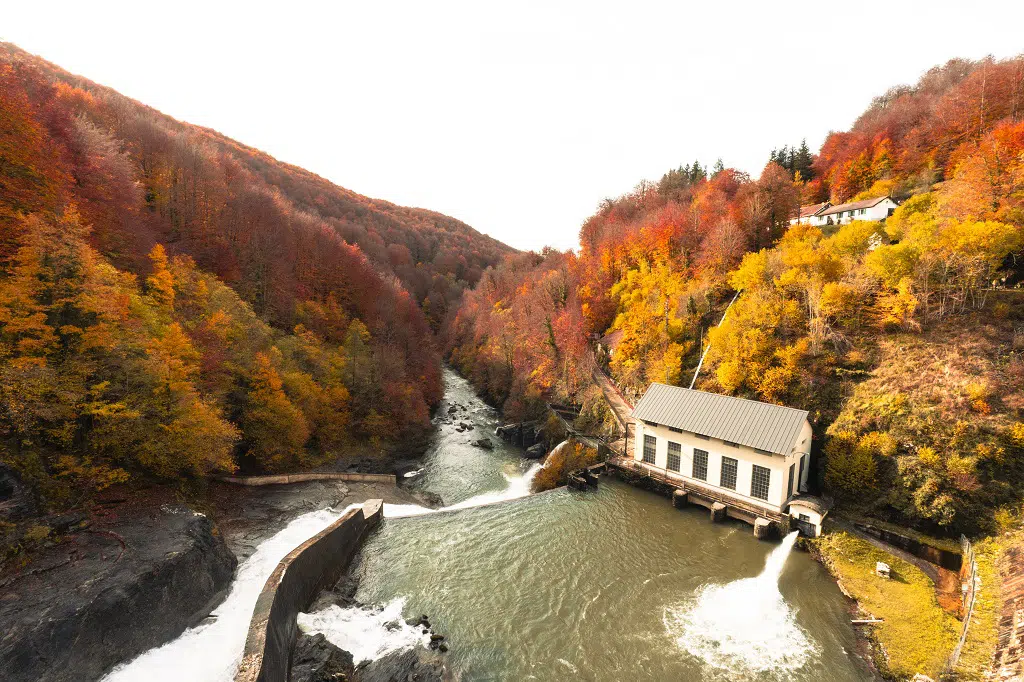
[382,462,542,518]
[296,597,429,664]
[102,506,359,682]
[663,531,815,675]
[762,529,799,582]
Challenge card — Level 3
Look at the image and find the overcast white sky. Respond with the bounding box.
[4,1,1023,251]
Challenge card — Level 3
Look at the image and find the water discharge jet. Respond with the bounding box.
[663,531,816,676]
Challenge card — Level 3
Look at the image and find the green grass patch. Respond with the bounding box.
[816,531,960,680]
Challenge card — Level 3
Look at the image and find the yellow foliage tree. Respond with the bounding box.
[146,244,175,309]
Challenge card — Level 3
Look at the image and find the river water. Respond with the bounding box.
[300,369,878,682]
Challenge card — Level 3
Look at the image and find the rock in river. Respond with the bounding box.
[525,442,547,459]
[290,632,355,682]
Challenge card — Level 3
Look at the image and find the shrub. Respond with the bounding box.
[531,440,598,493]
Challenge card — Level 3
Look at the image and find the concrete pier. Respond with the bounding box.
[710,502,727,522]
[672,489,688,509]
[753,517,772,540]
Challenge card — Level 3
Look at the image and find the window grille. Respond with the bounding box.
[751,465,770,500]
[720,456,737,490]
[667,442,681,472]
[693,449,708,481]
[643,435,656,464]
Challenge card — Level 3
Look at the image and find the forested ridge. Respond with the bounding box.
[448,54,1024,536]
[0,42,513,539]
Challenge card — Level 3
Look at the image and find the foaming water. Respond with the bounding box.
[663,531,817,676]
[102,506,357,682]
[383,463,542,518]
[300,463,543,659]
[296,597,428,663]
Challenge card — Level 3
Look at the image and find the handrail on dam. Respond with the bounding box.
[234,500,384,682]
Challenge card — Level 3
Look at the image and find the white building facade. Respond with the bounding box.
[630,384,825,535]
[818,196,898,226]
[789,201,830,227]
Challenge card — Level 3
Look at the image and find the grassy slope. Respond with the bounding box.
[828,300,1024,535]
[815,531,959,679]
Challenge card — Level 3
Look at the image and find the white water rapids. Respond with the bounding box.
[102,505,358,682]
[295,463,544,663]
[663,531,817,676]
[382,462,541,518]
[101,464,541,682]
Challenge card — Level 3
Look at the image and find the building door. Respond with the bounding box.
[788,463,796,498]
[794,513,815,537]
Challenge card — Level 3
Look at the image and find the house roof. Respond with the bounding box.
[796,202,829,219]
[631,383,809,455]
[788,494,832,515]
[599,329,623,350]
[819,196,892,216]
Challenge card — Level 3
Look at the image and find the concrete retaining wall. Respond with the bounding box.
[217,472,397,486]
[234,500,384,682]
[853,522,962,571]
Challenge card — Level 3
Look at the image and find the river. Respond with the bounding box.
[299,369,878,681]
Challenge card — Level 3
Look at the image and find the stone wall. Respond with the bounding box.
[235,500,384,682]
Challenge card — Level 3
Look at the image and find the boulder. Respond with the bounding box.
[353,646,447,682]
[0,506,237,682]
[471,438,494,450]
[524,443,547,459]
[290,633,355,682]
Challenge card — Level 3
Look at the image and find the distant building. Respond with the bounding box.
[597,329,623,358]
[630,383,827,537]
[789,201,830,226]
[818,196,898,226]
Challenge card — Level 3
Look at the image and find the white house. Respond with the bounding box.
[789,201,830,226]
[630,383,827,537]
[818,196,898,226]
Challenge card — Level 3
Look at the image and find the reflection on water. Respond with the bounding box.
[300,369,876,681]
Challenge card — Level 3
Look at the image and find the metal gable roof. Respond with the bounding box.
[631,383,809,455]
[819,196,892,216]
[796,202,829,218]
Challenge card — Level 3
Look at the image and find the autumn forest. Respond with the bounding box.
[3,43,1024,547]
[0,43,511,521]
[448,55,1024,536]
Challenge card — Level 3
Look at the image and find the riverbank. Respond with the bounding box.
[813,530,959,680]
[0,474,425,682]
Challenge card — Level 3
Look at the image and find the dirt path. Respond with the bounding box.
[592,366,633,429]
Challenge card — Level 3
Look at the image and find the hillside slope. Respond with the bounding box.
[0,43,514,328]
[0,42,512,549]
[448,53,1024,538]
